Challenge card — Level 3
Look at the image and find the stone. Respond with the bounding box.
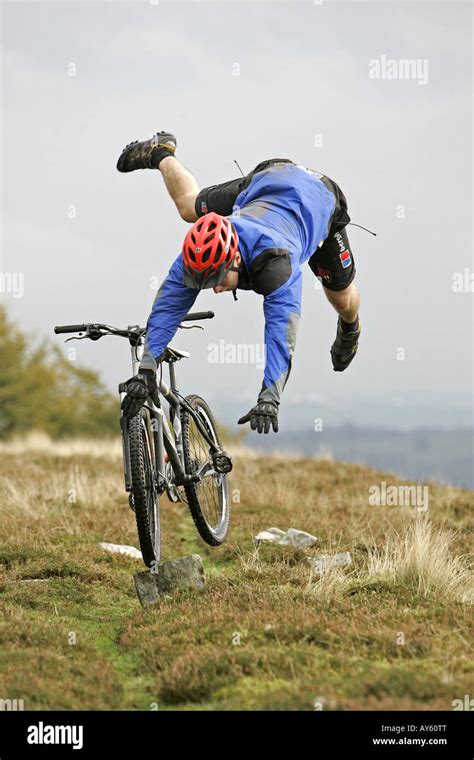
[134,554,205,607]
[255,530,284,543]
[99,542,143,560]
[279,528,318,549]
[266,527,287,537]
[303,552,352,573]
[255,527,317,548]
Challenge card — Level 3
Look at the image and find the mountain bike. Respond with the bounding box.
[54,312,232,569]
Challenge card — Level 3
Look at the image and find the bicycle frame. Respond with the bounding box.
[119,329,220,497]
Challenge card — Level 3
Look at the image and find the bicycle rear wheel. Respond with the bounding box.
[181,394,230,545]
[128,409,160,568]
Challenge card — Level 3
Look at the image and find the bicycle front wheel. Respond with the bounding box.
[181,394,230,546]
[128,409,160,568]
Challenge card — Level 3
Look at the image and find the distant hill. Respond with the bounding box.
[244,425,474,489]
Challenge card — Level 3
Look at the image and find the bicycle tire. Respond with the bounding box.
[181,394,230,546]
[128,409,160,568]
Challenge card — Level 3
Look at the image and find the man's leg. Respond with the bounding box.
[323,282,360,326]
[159,156,199,222]
[116,130,200,222]
[309,225,361,372]
[324,282,361,372]
[116,129,251,224]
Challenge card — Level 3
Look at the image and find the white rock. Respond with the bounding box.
[279,528,318,549]
[255,527,318,548]
[308,552,352,573]
[266,527,287,537]
[255,530,284,543]
[99,542,143,560]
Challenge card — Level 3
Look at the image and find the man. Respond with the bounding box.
[119,131,360,434]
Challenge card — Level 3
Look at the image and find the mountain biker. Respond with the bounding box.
[119,131,361,434]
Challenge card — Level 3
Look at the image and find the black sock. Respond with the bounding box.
[150,146,175,170]
[340,316,359,334]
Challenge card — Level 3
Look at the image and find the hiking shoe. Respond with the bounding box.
[116,131,176,172]
[330,317,360,371]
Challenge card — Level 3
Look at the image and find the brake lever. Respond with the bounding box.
[64,325,104,343]
[178,323,204,330]
[64,333,89,343]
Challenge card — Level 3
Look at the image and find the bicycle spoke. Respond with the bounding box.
[188,414,221,529]
[181,395,230,547]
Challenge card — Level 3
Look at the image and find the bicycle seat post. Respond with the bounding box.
[169,361,178,394]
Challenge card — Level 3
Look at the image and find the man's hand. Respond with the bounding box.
[121,369,158,419]
[238,400,279,434]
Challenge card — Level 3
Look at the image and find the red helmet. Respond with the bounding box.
[182,212,239,289]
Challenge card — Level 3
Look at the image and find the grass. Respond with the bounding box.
[0,434,472,710]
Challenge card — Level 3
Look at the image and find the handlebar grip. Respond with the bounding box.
[54,324,87,334]
[182,311,215,322]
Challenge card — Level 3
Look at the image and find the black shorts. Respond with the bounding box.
[195,160,356,292]
[308,175,356,292]
[194,158,294,217]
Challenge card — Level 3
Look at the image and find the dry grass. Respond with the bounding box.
[0,436,472,710]
[366,519,473,603]
[0,431,124,460]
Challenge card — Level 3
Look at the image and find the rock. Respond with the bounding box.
[99,542,143,560]
[279,528,318,549]
[134,554,205,607]
[266,527,287,537]
[303,552,352,573]
[255,527,317,548]
[255,529,284,543]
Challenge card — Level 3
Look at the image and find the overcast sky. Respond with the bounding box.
[1,0,472,428]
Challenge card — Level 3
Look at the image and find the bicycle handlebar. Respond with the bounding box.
[54,324,88,334]
[182,311,214,322]
[54,311,215,338]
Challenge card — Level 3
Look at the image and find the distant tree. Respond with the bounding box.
[0,306,118,438]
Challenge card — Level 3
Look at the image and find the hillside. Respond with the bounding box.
[0,436,472,711]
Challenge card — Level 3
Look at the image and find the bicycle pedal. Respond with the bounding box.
[212,451,233,474]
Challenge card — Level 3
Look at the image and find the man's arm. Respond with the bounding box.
[140,255,198,371]
[237,265,301,434]
[259,267,302,406]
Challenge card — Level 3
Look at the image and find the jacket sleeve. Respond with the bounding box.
[259,265,302,406]
[140,256,198,371]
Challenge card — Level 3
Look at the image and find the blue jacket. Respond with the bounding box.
[141,162,335,405]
